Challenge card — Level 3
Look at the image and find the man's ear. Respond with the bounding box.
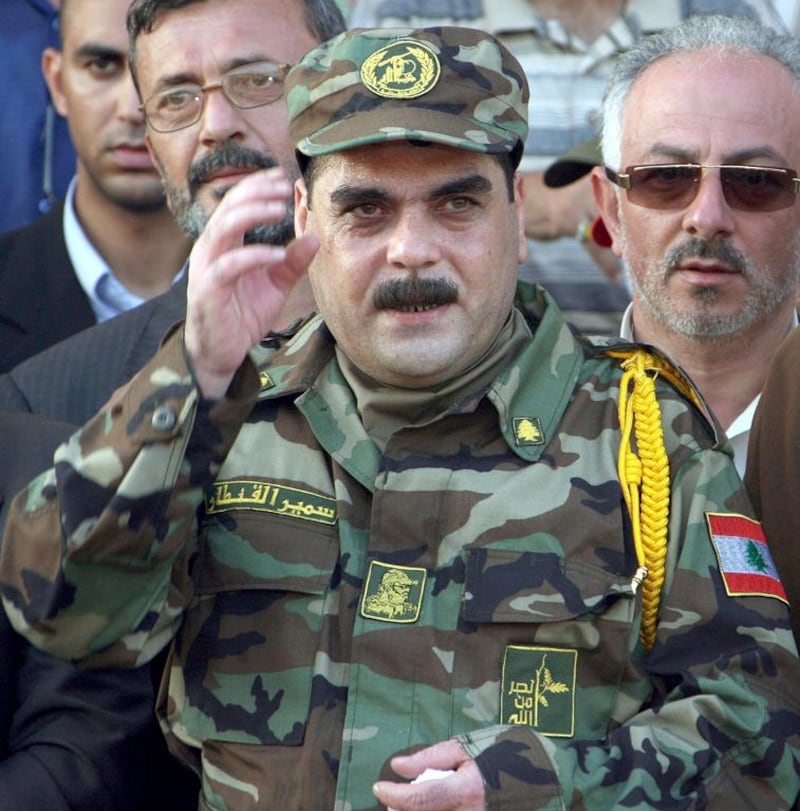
[512,172,527,265]
[591,165,623,257]
[295,178,310,237]
[42,47,68,117]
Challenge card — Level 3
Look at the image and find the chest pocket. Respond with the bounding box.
[452,548,638,740]
[169,510,339,747]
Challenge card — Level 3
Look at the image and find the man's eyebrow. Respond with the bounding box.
[427,174,493,199]
[328,174,494,208]
[73,43,126,62]
[640,143,792,167]
[153,56,281,90]
[329,185,391,208]
[721,146,792,166]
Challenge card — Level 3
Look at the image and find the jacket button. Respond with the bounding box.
[151,406,177,431]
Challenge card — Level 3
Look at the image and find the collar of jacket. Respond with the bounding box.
[252,282,586,465]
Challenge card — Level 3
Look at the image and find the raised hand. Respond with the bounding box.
[184,167,319,397]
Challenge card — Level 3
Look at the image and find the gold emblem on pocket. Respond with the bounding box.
[501,645,576,737]
[361,561,426,623]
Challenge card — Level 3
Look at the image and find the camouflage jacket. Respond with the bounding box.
[2,283,799,810]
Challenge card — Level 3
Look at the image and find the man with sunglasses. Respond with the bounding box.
[592,13,800,476]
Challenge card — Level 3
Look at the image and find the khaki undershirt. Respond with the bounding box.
[336,309,531,451]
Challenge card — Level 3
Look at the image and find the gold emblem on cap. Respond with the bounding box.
[360,39,441,99]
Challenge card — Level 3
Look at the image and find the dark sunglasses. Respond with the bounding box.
[605,163,800,212]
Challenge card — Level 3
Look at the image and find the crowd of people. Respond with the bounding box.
[0,2,798,810]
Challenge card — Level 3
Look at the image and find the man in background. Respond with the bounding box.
[592,14,799,475]
[0,0,192,372]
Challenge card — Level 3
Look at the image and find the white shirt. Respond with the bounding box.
[62,177,147,322]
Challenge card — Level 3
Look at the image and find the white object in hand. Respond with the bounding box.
[386,769,457,811]
[411,768,455,784]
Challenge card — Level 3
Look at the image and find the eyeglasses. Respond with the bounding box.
[605,163,800,212]
[140,61,291,133]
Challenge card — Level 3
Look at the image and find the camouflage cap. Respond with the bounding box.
[285,26,529,166]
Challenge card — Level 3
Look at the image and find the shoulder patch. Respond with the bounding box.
[513,416,545,446]
[706,513,788,603]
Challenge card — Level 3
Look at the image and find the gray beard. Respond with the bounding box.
[174,197,295,246]
[620,232,800,342]
[161,142,297,246]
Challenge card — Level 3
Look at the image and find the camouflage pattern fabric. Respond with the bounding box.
[1,282,799,810]
[286,26,529,164]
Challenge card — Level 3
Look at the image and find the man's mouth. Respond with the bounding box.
[110,143,155,171]
[677,259,736,274]
[395,303,442,313]
[665,238,747,282]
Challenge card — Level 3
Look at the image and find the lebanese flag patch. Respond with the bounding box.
[706,513,788,603]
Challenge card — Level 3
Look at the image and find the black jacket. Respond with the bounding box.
[0,203,95,373]
[0,410,153,810]
[0,276,186,423]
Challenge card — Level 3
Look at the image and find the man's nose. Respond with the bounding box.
[385,207,442,269]
[197,86,247,145]
[682,168,736,240]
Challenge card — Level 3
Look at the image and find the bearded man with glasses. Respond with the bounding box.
[592,13,800,478]
[0,0,346,424]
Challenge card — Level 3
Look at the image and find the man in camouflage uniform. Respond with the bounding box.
[2,26,799,811]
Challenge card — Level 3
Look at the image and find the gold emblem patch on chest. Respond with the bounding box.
[501,645,577,737]
[361,561,427,623]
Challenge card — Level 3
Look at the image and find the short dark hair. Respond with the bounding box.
[126,0,346,97]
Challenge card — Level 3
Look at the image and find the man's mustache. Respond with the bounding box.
[188,144,278,192]
[666,237,749,276]
[373,277,458,310]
